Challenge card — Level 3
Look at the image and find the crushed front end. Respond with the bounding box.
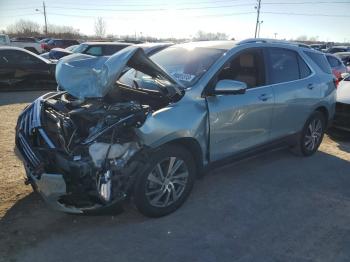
[16,92,150,213]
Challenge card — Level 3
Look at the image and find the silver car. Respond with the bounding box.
[15,39,336,217]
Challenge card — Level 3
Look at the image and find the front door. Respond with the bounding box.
[206,48,274,161]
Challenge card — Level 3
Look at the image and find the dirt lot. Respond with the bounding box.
[1,91,350,262]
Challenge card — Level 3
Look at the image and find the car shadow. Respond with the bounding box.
[2,148,350,261]
[327,128,350,153]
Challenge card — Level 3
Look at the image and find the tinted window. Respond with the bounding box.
[298,56,312,78]
[304,51,332,74]
[267,48,299,84]
[102,45,128,55]
[0,50,41,65]
[326,56,341,67]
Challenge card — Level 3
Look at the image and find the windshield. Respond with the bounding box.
[119,46,225,88]
[72,44,88,54]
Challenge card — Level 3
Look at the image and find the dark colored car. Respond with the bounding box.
[0,47,56,90]
[325,53,348,83]
[41,39,80,52]
[326,46,350,54]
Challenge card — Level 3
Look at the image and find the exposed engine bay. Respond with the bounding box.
[16,46,185,212]
[23,91,151,210]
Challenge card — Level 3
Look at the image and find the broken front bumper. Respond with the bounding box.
[26,171,85,214]
[15,93,126,213]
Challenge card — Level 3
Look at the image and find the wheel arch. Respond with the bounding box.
[315,106,329,127]
[165,137,205,176]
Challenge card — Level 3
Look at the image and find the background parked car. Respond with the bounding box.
[334,52,350,71]
[333,73,350,131]
[310,44,328,51]
[0,47,56,90]
[326,46,350,54]
[325,53,348,83]
[41,39,80,52]
[40,44,78,60]
[42,42,132,60]
[0,34,43,54]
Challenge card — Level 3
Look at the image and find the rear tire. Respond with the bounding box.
[133,145,196,217]
[292,111,326,156]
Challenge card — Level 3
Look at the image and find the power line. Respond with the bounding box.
[262,11,350,17]
[43,3,256,12]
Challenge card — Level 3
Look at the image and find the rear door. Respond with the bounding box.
[266,47,319,139]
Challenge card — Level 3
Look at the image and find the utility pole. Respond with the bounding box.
[254,0,261,38]
[43,2,48,35]
[258,20,263,38]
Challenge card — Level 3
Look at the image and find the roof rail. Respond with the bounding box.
[237,38,311,49]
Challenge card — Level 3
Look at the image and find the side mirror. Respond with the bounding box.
[214,79,247,95]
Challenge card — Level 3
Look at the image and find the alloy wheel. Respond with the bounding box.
[145,157,189,208]
[304,118,323,151]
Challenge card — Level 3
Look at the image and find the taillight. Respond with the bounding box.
[334,78,339,88]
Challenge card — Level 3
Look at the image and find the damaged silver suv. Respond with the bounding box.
[16,39,336,217]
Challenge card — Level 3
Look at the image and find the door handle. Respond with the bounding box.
[307,84,314,90]
[258,93,272,101]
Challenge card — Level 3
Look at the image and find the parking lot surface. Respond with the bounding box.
[1,91,350,262]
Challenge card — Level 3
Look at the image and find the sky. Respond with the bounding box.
[0,0,349,42]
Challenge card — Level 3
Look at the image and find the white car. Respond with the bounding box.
[0,34,43,54]
[333,73,350,131]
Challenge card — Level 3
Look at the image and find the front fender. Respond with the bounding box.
[135,96,209,165]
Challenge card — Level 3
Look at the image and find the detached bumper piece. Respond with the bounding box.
[333,102,350,132]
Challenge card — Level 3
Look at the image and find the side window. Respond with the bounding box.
[2,50,41,65]
[85,46,103,56]
[304,51,332,74]
[217,48,266,88]
[298,55,312,78]
[267,48,299,84]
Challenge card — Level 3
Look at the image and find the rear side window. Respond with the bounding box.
[304,51,332,74]
[298,56,312,78]
[326,56,341,67]
[267,48,300,84]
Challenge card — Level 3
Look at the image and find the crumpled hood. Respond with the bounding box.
[56,46,184,100]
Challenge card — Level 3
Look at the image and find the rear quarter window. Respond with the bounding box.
[304,51,332,74]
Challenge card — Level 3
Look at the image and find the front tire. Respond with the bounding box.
[133,145,196,217]
[293,111,326,156]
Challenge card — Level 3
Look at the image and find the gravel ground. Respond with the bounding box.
[1,91,350,262]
